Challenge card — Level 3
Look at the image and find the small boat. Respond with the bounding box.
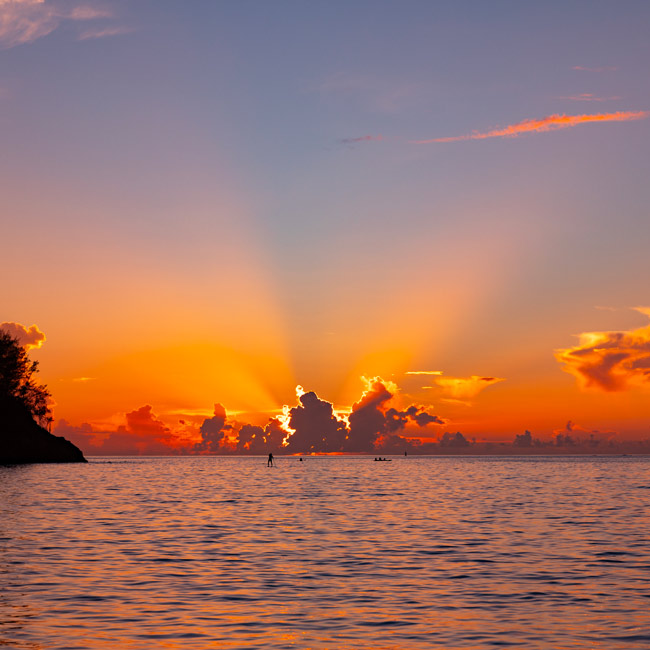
[373,458,392,462]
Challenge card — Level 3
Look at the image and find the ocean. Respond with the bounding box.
[1,456,649,649]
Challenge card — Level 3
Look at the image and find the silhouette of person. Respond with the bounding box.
[268,453,274,467]
[299,457,303,462]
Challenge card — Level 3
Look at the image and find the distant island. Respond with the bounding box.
[1,330,86,464]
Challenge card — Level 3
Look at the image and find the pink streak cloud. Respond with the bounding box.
[413,110,649,144]
[572,65,618,72]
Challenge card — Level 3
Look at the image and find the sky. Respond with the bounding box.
[2,0,650,453]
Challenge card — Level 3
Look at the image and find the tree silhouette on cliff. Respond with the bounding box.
[0,331,51,427]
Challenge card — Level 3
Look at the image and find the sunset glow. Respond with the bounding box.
[3,1,650,455]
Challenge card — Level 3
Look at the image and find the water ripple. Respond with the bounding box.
[1,455,649,649]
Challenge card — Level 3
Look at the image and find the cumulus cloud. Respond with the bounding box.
[219,378,446,454]
[54,405,183,455]
[512,430,542,448]
[285,390,348,453]
[555,308,650,391]
[439,431,470,448]
[413,110,649,143]
[553,421,616,448]
[432,375,505,400]
[0,0,117,49]
[126,404,169,438]
[0,321,46,350]
[56,378,447,456]
[194,403,232,452]
[346,378,393,451]
[235,418,286,454]
[345,377,445,452]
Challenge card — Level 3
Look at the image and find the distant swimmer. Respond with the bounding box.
[299,457,303,462]
[268,453,274,467]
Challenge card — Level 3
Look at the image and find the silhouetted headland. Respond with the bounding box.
[0,329,86,464]
[0,396,86,463]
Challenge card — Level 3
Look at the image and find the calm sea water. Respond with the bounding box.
[1,456,649,649]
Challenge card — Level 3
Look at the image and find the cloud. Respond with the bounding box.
[56,378,447,456]
[513,430,540,448]
[552,420,617,448]
[339,134,383,147]
[413,111,649,144]
[439,431,470,448]
[0,0,58,49]
[556,309,650,391]
[559,93,621,102]
[77,25,132,41]
[405,370,443,376]
[572,65,618,72]
[68,5,111,20]
[54,405,184,455]
[285,390,348,453]
[0,0,115,49]
[126,404,169,438]
[346,378,393,451]
[346,377,444,451]
[432,375,505,400]
[194,403,232,452]
[0,321,46,350]
[54,419,107,450]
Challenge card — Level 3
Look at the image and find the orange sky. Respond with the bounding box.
[2,2,649,453]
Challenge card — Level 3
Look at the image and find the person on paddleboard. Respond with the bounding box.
[268,453,274,467]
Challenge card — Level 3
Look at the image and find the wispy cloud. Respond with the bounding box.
[0,0,58,49]
[413,111,649,144]
[339,134,383,147]
[433,376,505,400]
[0,0,117,49]
[78,25,133,41]
[405,370,443,376]
[559,93,621,102]
[68,6,111,21]
[572,65,618,72]
[556,308,650,392]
